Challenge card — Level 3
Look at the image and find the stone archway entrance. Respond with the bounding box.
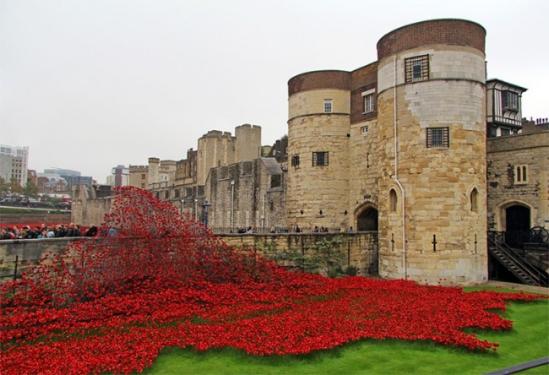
[505,204,530,247]
[357,207,378,231]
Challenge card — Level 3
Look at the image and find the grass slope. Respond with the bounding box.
[146,293,548,374]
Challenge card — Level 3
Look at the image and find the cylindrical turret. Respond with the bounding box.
[287,70,351,230]
[376,19,488,284]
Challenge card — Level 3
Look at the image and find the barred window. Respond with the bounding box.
[323,99,333,113]
[361,125,369,135]
[405,55,429,83]
[312,152,329,166]
[291,154,300,168]
[426,127,449,148]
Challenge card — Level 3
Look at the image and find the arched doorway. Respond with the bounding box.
[505,204,530,247]
[357,207,378,231]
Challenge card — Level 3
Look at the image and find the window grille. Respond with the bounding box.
[405,55,429,83]
[291,154,300,168]
[323,99,333,113]
[426,127,449,148]
[361,126,369,135]
[312,152,329,166]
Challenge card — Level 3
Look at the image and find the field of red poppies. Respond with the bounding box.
[0,187,543,375]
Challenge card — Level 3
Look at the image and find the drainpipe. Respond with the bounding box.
[392,54,408,280]
[230,180,235,232]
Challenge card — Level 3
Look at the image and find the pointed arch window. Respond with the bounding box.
[389,189,398,212]
[470,188,478,213]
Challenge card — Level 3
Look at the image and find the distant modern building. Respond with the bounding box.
[44,168,80,177]
[106,165,129,187]
[44,168,93,190]
[0,144,29,187]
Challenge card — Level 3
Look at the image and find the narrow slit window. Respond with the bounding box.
[389,189,397,212]
[470,188,478,212]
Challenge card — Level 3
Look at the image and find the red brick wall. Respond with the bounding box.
[377,19,486,60]
[288,70,351,96]
[350,62,378,124]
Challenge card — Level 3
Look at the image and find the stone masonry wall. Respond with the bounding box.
[376,44,487,285]
[0,233,378,281]
[287,87,351,230]
[487,131,549,230]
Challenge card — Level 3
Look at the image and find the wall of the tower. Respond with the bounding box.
[197,131,236,186]
[147,157,159,188]
[348,63,381,229]
[235,124,261,162]
[287,71,351,230]
[376,19,488,284]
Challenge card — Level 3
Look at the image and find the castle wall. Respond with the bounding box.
[487,131,549,231]
[128,165,148,189]
[197,131,236,186]
[375,20,488,285]
[205,158,286,231]
[0,233,378,281]
[235,124,261,162]
[349,118,380,222]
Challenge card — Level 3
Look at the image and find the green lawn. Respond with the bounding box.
[145,290,549,375]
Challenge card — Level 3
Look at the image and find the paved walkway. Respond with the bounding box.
[482,280,549,296]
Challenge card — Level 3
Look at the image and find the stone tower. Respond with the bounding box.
[375,19,488,284]
[235,124,261,162]
[147,157,160,188]
[197,131,236,186]
[287,71,351,230]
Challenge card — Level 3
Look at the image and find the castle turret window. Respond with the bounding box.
[312,152,329,166]
[362,89,376,114]
[405,55,429,83]
[323,99,333,113]
[426,127,449,148]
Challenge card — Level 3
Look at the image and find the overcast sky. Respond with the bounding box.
[1,0,547,183]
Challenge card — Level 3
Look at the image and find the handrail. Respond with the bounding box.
[486,356,549,375]
[488,235,548,286]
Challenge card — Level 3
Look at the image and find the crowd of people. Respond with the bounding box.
[0,224,98,240]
